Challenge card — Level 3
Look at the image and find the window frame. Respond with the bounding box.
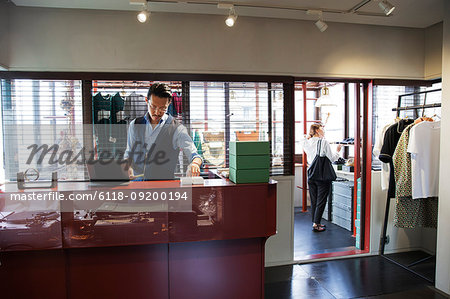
[0,72,296,178]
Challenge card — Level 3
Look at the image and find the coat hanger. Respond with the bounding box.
[414,116,434,125]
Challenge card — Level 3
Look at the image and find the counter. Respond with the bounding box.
[0,178,277,299]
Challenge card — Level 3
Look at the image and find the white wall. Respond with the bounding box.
[265,176,294,266]
[369,171,436,255]
[7,5,426,79]
[435,1,450,295]
[425,22,443,80]
[0,0,9,69]
[294,165,306,208]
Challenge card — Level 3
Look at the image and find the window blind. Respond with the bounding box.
[1,79,84,181]
[189,81,291,176]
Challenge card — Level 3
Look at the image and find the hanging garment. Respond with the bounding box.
[395,197,438,228]
[408,121,441,199]
[392,122,438,229]
[172,92,183,115]
[379,118,415,198]
[393,123,415,200]
[167,101,176,116]
[124,92,147,122]
[373,122,395,191]
[111,93,124,124]
[93,92,112,124]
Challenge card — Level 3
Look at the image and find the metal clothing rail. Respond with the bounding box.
[395,88,441,118]
[380,88,441,284]
[392,103,441,112]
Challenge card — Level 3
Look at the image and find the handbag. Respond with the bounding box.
[307,139,337,182]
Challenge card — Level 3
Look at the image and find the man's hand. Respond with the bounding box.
[128,167,136,180]
[187,157,202,177]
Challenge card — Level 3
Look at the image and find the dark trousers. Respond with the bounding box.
[308,180,332,224]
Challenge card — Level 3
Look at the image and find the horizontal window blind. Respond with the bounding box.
[91,80,188,176]
[1,79,84,181]
[189,81,290,176]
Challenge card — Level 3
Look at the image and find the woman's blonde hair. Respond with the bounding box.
[308,123,323,139]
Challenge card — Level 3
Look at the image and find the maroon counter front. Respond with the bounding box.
[0,179,277,299]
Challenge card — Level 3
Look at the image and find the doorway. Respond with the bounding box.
[293,81,368,261]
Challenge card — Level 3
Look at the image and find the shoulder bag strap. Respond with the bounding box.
[316,139,322,157]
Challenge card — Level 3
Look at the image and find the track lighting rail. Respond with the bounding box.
[144,0,391,17]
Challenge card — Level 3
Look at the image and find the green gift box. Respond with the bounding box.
[229,168,269,184]
[229,154,270,170]
[229,141,270,156]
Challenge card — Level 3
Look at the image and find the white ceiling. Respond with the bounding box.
[10,0,444,28]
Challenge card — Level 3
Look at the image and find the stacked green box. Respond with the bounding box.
[229,141,270,184]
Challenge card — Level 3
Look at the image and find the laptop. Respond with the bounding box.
[86,159,130,186]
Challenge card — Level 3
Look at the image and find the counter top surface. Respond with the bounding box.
[0,178,277,251]
[1,178,277,193]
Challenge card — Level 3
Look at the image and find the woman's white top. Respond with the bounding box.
[302,137,340,166]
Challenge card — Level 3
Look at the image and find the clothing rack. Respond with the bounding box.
[393,88,441,117]
[380,88,441,283]
[92,80,183,97]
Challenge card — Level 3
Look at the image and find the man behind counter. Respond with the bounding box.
[124,83,202,180]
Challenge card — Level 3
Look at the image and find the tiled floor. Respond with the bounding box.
[265,255,445,299]
[384,250,435,282]
[294,208,355,260]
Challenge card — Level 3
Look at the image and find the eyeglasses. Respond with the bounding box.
[149,104,169,112]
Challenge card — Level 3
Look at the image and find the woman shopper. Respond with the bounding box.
[303,124,342,232]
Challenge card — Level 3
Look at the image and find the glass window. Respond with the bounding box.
[1,79,84,181]
[189,81,287,175]
[372,83,441,167]
[295,82,345,155]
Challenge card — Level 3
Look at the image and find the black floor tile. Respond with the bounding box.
[362,286,449,299]
[299,256,431,298]
[294,208,356,259]
[384,251,435,282]
[265,279,336,299]
[265,255,438,299]
[265,264,309,284]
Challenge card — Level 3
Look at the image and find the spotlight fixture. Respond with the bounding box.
[307,10,328,32]
[218,3,238,27]
[378,0,395,16]
[137,1,150,23]
[225,8,237,27]
[315,20,328,32]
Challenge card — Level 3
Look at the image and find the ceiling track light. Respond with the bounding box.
[226,7,237,27]
[307,10,328,32]
[218,3,238,27]
[137,1,150,23]
[315,19,328,32]
[378,0,395,16]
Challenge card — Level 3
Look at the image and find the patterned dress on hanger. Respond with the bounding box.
[392,123,438,228]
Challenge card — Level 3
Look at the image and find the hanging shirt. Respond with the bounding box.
[302,137,339,166]
[373,122,394,191]
[379,118,415,198]
[124,92,147,123]
[172,92,183,115]
[407,120,441,199]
